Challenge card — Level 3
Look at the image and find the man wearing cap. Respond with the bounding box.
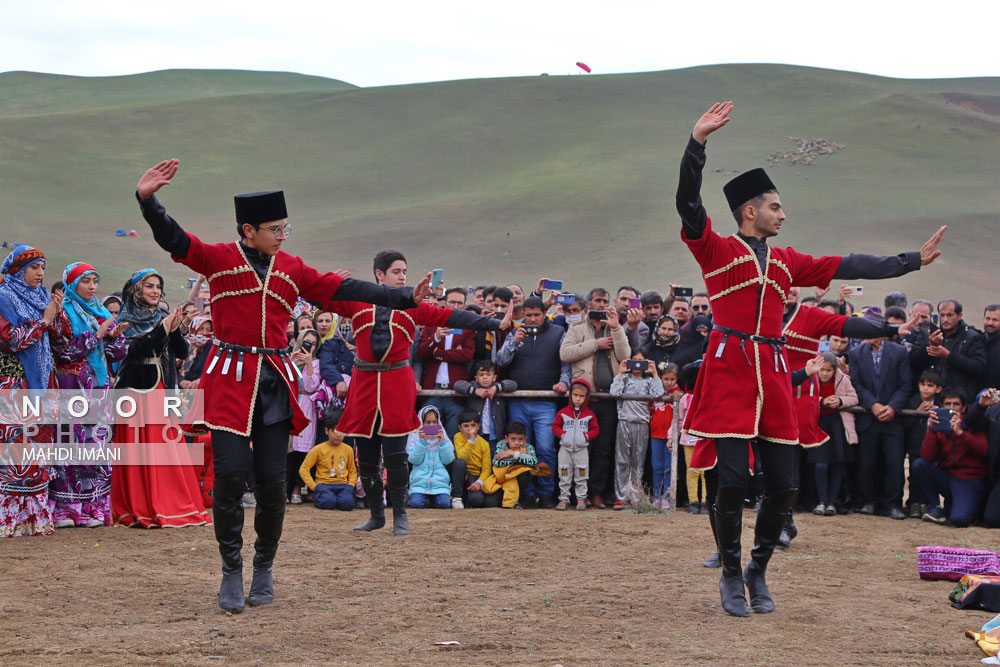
[676,102,945,617]
[134,159,431,614]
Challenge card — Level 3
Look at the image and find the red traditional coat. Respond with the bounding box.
[681,217,841,444]
[329,301,453,438]
[171,235,346,437]
[783,303,849,447]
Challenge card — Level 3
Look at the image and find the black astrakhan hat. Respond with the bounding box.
[723,168,777,211]
[234,191,287,226]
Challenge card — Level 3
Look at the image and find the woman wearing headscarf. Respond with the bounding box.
[110,268,210,528]
[179,314,213,389]
[670,314,712,371]
[641,314,681,369]
[287,328,326,504]
[48,262,129,528]
[0,245,67,538]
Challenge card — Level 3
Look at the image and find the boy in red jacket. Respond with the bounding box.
[553,380,600,510]
[913,387,989,526]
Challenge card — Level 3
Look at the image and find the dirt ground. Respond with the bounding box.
[2,505,998,666]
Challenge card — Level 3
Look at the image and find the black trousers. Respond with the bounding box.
[716,437,797,496]
[355,429,408,470]
[212,404,291,487]
[858,421,905,509]
[588,398,618,499]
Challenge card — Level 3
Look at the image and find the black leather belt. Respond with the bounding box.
[353,358,411,373]
[712,324,788,372]
[207,338,299,382]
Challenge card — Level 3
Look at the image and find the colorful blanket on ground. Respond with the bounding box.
[951,575,1000,611]
[918,546,1000,581]
[966,612,1000,657]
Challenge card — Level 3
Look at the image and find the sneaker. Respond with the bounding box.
[812,503,826,516]
[688,502,699,514]
[922,507,947,524]
[539,496,556,509]
[909,503,926,519]
[555,499,569,511]
[289,493,302,505]
[241,492,257,508]
[513,502,525,510]
[824,505,837,516]
[85,518,104,528]
[54,518,75,529]
[576,500,587,511]
[698,502,710,514]
[660,498,671,510]
[613,500,625,511]
[451,497,465,510]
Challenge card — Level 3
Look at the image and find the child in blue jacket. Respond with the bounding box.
[407,405,456,508]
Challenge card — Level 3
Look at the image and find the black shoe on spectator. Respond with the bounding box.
[688,502,699,514]
[887,507,906,520]
[540,496,556,509]
[859,503,876,515]
[909,503,926,519]
[520,496,536,509]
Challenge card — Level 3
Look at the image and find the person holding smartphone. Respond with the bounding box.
[287,329,324,505]
[329,250,512,537]
[912,387,988,526]
[560,287,632,509]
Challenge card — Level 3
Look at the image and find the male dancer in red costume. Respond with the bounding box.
[330,251,511,536]
[135,160,430,613]
[677,102,945,616]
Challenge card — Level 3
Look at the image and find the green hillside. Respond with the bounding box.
[1,65,998,315]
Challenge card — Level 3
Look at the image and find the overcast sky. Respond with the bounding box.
[3,1,998,87]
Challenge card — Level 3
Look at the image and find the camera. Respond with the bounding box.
[674,287,694,298]
[626,360,649,372]
[989,388,1000,403]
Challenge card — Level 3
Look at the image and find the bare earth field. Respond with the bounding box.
[1,506,995,666]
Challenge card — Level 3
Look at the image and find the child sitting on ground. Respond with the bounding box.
[649,363,681,510]
[610,351,664,510]
[407,405,456,509]
[552,379,599,511]
[483,421,540,509]
[452,410,502,508]
[299,407,358,511]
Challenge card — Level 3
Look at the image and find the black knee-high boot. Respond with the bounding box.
[213,472,247,613]
[353,464,386,532]
[385,453,409,536]
[702,507,722,568]
[247,480,285,606]
[715,484,750,617]
[745,488,796,613]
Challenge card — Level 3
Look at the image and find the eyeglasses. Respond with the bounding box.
[261,224,292,239]
[691,305,710,311]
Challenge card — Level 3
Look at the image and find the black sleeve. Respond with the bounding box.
[168,327,189,361]
[136,192,190,258]
[790,369,810,387]
[832,251,922,280]
[967,402,988,433]
[445,309,502,331]
[330,278,417,310]
[841,317,899,340]
[675,135,709,240]
[124,325,168,360]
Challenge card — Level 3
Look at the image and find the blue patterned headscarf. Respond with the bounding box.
[62,262,113,387]
[0,245,53,389]
[118,268,166,341]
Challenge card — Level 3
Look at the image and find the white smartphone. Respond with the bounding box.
[848,286,863,296]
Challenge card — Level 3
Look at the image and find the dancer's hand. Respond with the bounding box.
[692,101,733,145]
[412,272,432,304]
[920,225,947,266]
[137,159,179,200]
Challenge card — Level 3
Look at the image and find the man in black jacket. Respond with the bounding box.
[983,305,1000,392]
[911,299,986,401]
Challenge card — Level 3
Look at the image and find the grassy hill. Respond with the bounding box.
[1,65,998,315]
